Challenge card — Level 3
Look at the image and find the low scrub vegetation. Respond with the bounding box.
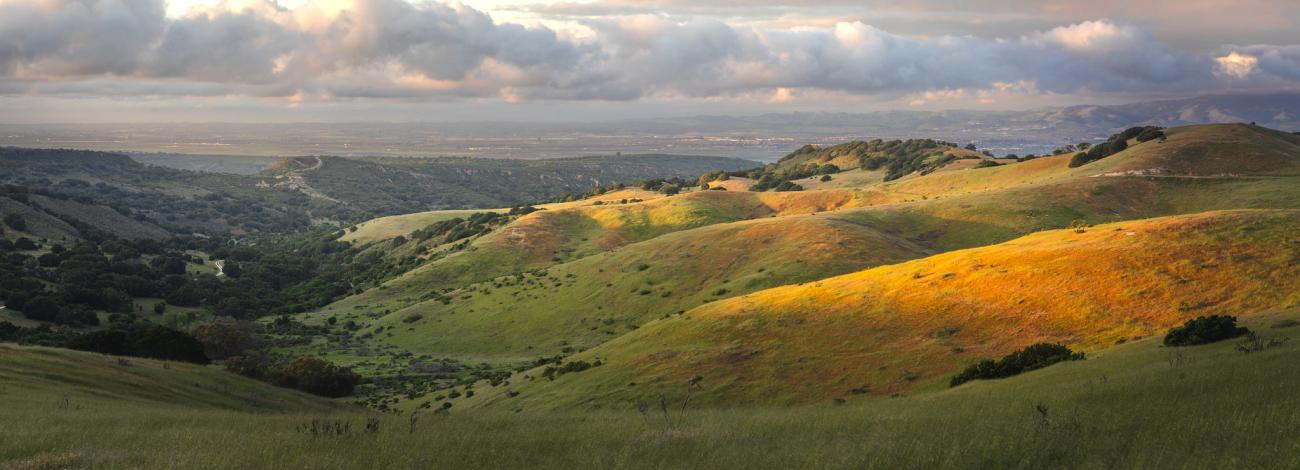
[950,343,1084,387]
[1164,315,1250,346]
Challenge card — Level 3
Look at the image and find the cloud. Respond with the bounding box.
[0,0,1299,105]
[1216,52,1259,79]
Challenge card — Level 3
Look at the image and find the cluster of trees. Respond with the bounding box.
[0,225,412,330]
[0,157,323,237]
[950,343,1085,387]
[640,177,692,195]
[226,355,361,397]
[1068,126,1165,168]
[696,170,731,187]
[743,163,838,192]
[750,176,805,192]
[856,139,961,181]
[65,324,210,364]
[3,213,25,231]
[410,212,508,245]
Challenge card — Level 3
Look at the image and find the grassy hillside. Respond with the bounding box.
[338,189,666,245]
[0,344,342,412]
[470,210,1300,409]
[7,309,1300,468]
[285,123,1300,411]
[342,212,932,361]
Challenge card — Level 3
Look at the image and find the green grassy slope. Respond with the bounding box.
[344,212,932,361]
[0,344,342,412]
[6,309,1300,468]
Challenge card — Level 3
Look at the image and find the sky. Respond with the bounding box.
[1,0,1299,123]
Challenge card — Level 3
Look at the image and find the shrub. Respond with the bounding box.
[819,175,832,182]
[1235,332,1288,354]
[976,160,1003,168]
[950,343,1084,387]
[1163,315,1250,346]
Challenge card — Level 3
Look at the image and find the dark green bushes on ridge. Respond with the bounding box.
[1068,126,1164,168]
[1164,315,1250,346]
[951,343,1084,387]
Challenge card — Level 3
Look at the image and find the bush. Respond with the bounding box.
[1163,315,1250,346]
[950,343,1084,387]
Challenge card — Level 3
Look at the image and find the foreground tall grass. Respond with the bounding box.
[4,308,1300,468]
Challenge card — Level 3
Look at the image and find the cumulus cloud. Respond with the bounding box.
[0,0,1299,104]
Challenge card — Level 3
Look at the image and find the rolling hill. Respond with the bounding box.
[277,123,1300,412]
[469,209,1300,409]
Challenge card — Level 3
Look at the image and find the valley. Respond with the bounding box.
[3,122,1300,467]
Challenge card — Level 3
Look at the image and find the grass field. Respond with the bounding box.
[5,308,1300,468]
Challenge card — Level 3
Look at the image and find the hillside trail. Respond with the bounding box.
[274,156,343,203]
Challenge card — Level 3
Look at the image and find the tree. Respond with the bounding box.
[66,330,130,356]
[19,296,60,322]
[275,357,361,397]
[222,261,242,278]
[128,325,209,364]
[191,317,255,360]
[3,214,26,231]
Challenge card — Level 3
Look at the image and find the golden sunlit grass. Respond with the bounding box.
[476,210,1300,409]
